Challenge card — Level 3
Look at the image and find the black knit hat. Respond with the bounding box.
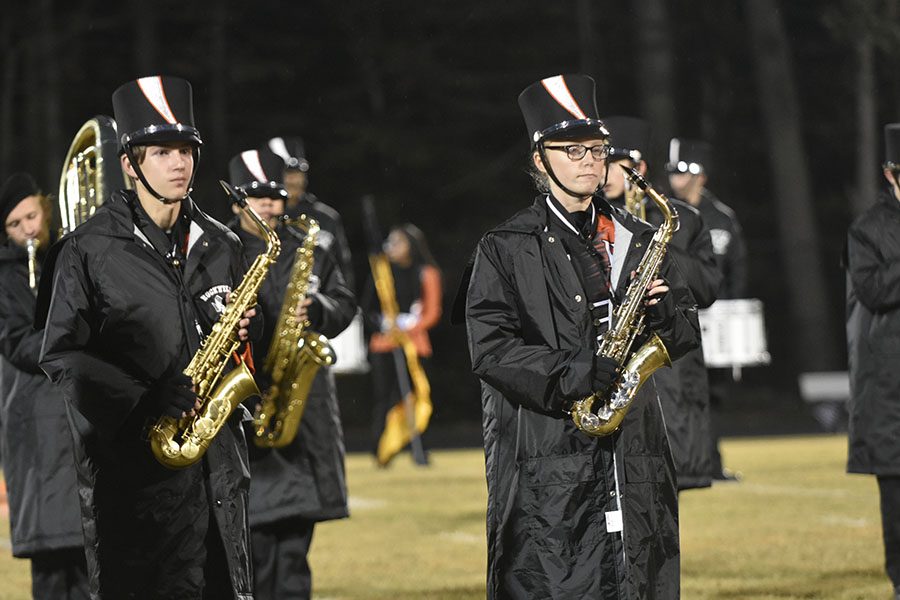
[112,75,202,152]
[518,74,609,147]
[602,116,651,162]
[268,137,309,172]
[0,173,40,228]
[228,148,288,200]
[884,123,900,170]
[666,138,712,175]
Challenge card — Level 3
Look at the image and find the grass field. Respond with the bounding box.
[0,434,891,599]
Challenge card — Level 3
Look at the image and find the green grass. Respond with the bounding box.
[0,435,891,599]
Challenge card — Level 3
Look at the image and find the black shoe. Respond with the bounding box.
[712,468,742,482]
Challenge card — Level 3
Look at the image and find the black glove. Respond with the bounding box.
[644,278,676,329]
[145,373,197,418]
[592,355,619,392]
[305,296,324,329]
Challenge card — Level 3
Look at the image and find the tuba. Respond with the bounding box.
[58,116,127,234]
[150,181,281,468]
[252,215,334,448]
[570,165,678,436]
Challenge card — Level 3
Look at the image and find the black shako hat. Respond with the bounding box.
[0,172,40,228]
[602,116,651,162]
[229,148,288,200]
[112,75,202,151]
[884,123,900,170]
[666,138,712,175]
[268,137,309,172]
[518,74,609,147]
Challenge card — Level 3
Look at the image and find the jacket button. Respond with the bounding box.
[548,236,555,243]
[593,318,602,326]
[609,490,616,497]
[574,294,582,303]
[215,499,223,507]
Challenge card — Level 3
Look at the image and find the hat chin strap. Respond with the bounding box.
[537,143,608,201]
[124,145,201,205]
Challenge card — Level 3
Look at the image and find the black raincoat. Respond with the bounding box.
[37,191,254,599]
[0,243,83,558]
[234,223,355,526]
[846,190,900,476]
[463,197,700,599]
[643,199,720,491]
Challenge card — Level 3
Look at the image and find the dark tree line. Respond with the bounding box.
[3,0,900,427]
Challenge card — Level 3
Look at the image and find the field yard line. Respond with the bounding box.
[348,496,386,510]
[438,530,482,544]
[738,482,855,498]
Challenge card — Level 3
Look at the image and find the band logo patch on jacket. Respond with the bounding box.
[200,284,232,315]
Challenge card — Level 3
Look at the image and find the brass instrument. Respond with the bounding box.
[26,238,39,292]
[623,171,646,221]
[570,165,678,436]
[58,116,127,234]
[253,215,334,448]
[150,181,281,468]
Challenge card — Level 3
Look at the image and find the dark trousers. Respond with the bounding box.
[707,368,730,474]
[878,476,900,588]
[251,517,315,600]
[31,547,90,600]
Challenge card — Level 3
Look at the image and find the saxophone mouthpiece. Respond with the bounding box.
[619,164,650,192]
[219,180,248,208]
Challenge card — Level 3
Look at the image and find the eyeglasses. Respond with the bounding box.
[544,144,611,161]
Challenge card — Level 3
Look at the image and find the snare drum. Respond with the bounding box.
[698,298,771,368]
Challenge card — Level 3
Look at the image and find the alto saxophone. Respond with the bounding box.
[252,215,334,448]
[150,181,281,468]
[570,165,678,436]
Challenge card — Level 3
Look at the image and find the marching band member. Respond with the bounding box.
[667,137,748,481]
[0,173,88,598]
[460,74,700,599]
[228,147,355,600]
[37,76,258,599]
[846,122,900,599]
[603,116,721,491]
[363,223,442,465]
[268,136,356,290]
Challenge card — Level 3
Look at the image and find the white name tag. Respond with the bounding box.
[606,510,623,533]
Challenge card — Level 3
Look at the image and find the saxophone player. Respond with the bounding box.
[36,76,259,599]
[0,173,88,598]
[459,74,700,599]
[602,116,722,492]
[227,147,355,600]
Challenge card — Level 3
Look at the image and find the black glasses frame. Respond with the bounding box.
[544,143,611,161]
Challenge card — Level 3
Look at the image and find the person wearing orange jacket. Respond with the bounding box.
[363,223,442,464]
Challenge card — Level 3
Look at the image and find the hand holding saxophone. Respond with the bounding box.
[225,291,260,342]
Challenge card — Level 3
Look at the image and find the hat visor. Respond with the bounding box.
[539,119,610,144]
[241,182,288,201]
[120,124,202,152]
